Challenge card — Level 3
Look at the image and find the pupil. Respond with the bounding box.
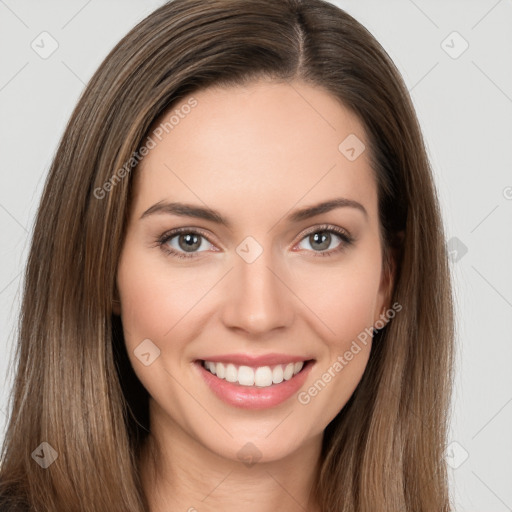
[180,233,200,252]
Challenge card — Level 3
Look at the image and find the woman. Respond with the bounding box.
[0,0,455,510]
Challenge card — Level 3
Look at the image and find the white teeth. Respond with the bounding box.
[254,366,273,387]
[225,363,237,383]
[203,360,306,388]
[238,366,254,386]
[216,362,225,379]
[283,363,294,381]
[272,364,284,384]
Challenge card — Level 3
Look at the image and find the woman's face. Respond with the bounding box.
[115,79,394,463]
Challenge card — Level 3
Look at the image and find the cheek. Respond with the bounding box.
[293,252,383,346]
[116,247,185,351]
[333,265,381,336]
[117,244,196,335]
[117,272,167,347]
[296,265,379,431]
[300,344,371,436]
[290,252,381,424]
[115,249,193,405]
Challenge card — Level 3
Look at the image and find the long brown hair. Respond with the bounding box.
[0,0,455,510]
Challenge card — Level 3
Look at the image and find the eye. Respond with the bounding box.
[157,227,215,260]
[295,224,354,257]
[155,224,354,260]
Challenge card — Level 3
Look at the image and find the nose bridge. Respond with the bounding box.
[220,236,293,334]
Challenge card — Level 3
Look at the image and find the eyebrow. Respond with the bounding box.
[139,197,368,227]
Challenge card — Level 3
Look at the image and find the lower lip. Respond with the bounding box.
[194,360,314,410]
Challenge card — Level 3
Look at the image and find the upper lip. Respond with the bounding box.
[197,353,314,367]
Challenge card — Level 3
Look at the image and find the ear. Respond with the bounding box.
[112,284,122,316]
[373,232,403,327]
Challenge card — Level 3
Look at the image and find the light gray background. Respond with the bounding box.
[1,1,511,510]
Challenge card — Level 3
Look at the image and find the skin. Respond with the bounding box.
[114,79,395,512]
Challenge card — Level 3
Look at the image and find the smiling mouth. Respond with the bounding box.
[199,359,314,388]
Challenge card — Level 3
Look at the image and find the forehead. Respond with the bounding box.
[132,80,377,223]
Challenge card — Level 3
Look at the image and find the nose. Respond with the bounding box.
[220,247,294,336]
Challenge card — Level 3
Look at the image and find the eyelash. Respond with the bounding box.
[155,224,354,260]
